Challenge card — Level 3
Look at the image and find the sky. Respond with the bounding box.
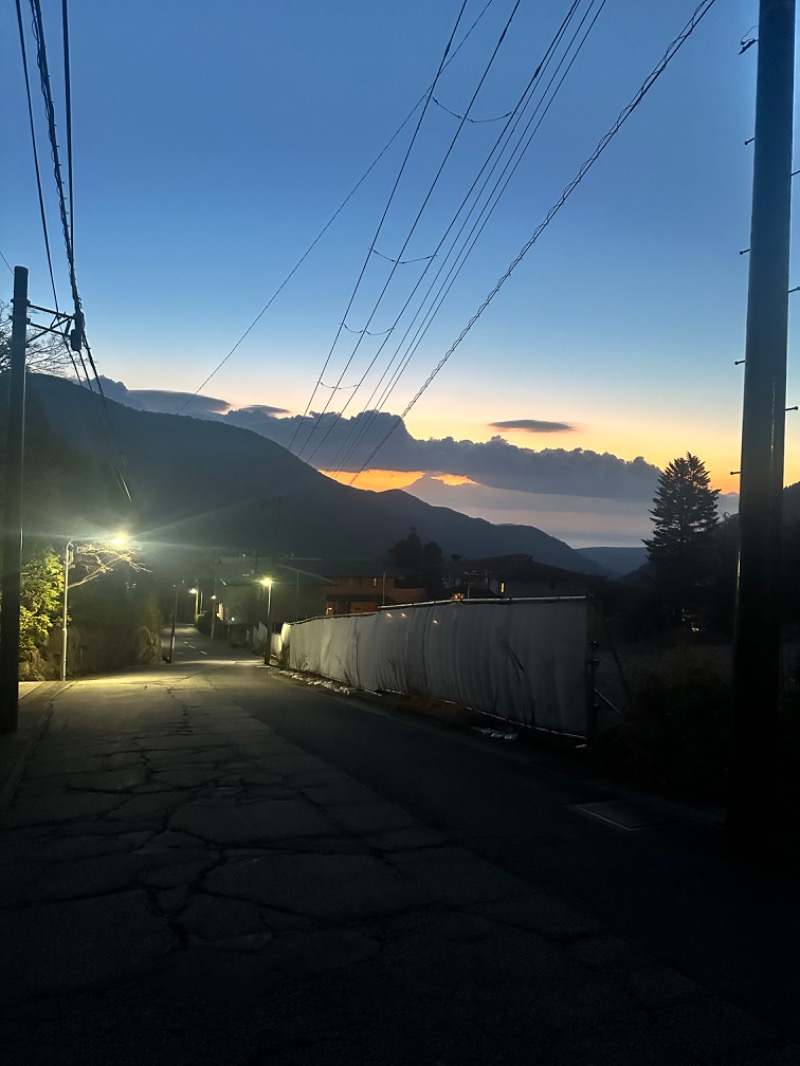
[1,0,792,548]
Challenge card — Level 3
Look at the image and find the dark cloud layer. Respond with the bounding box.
[98,378,288,418]
[99,380,660,502]
[489,419,573,433]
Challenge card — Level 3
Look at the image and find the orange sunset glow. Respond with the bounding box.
[320,469,426,491]
[320,470,480,492]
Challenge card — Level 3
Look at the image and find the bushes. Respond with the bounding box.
[595,647,732,803]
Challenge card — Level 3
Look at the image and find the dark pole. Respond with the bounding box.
[168,584,179,662]
[0,267,28,734]
[730,0,795,851]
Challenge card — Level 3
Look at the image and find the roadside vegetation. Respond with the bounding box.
[591,453,800,826]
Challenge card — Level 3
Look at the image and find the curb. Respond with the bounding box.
[0,688,56,818]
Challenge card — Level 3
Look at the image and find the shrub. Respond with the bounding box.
[595,647,731,803]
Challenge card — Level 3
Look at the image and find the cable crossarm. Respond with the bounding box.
[286,0,471,461]
[347,0,719,485]
[297,0,524,466]
[321,0,596,476]
[177,0,499,420]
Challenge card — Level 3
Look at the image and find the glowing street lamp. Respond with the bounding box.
[260,577,273,664]
[61,533,128,681]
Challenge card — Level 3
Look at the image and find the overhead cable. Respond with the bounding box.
[329,0,607,477]
[27,0,133,504]
[298,0,524,466]
[287,0,472,461]
[348,0,720,485]
[175,0,499,417]
[315,0,593,475]
[15,0,59,309]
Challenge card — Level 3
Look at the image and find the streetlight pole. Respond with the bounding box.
[59,533,128,681]
[260,577,273,664]
[60,540,72,681]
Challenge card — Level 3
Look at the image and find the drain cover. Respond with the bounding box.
[570,800,675,830]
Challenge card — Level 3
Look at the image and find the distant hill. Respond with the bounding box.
[577,545,648,576]
[28,375,603,575]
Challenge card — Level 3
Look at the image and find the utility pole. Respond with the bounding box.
[730,1,795,852]
[168,583,179,662]
[0,267,28,734]
[60,540,72,681]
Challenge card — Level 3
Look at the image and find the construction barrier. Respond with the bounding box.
[287,598,592,736]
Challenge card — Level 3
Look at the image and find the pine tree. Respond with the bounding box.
[645,453,720,618]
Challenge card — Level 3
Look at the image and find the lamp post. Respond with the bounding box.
[260,577,273,664]
[60,540,73,681]
[60,534,128,681]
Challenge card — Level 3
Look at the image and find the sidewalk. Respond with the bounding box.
[0,681,56,816]
[0,669,797,1065]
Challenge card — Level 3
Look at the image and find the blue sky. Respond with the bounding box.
[2,1,789,546]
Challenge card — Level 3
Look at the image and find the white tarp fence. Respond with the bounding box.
[287,598,591,736]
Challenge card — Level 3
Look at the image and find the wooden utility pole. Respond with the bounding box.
[730,1,796,851]
[0,267,28,734]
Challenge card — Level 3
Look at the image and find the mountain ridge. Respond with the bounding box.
[28,374,604,574]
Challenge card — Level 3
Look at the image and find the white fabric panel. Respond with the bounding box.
[288,599,590,735]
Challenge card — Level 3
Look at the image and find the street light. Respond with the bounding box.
[60,532,128,681]
[260,577,273,664]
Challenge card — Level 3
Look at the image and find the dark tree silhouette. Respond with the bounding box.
[645,453,720,621]
[388,527,443,598]
[0,301,76,376]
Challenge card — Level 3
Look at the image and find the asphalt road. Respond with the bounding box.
[172,628,800,1039]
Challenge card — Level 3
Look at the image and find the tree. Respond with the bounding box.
[389,527,423,571]
[645,453,720,621]
[0,300,76,377]
[67,539,147,592]
[388,527,444,598]
[18,546,63,660]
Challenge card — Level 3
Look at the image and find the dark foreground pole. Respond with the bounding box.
[730,1,796,852]
[0,267,29,733]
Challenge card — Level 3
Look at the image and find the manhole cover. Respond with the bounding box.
[570,800,675,830]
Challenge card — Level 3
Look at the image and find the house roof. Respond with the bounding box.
[449,554,590,584]
[285,558,405,580]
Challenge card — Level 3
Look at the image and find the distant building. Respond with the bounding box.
[206,555,427,640]
[442,554,592,599]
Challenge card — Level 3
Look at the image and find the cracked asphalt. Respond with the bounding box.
[0,629,798,1065]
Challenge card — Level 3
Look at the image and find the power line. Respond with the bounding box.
[175,0,499,418]
[331,0,607,477]
[348,0,720,486]
[29,0,77,306]
[286,0,472,461]
[15,0,59,309]
[61,0,75,256]
[314,0,595,476]
[297,0,524,466]
[25,0,133,507]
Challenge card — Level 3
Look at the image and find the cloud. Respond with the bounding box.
[235,410,660,501]
[98,377,233,417]
[100,379,660,502]
[489,419,573,433]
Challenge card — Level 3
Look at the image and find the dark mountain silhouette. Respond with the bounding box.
[577,546,648,576]
[27,374,603,574]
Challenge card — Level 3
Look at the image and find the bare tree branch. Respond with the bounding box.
[0,301,77,377]
[68,543,148,590]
